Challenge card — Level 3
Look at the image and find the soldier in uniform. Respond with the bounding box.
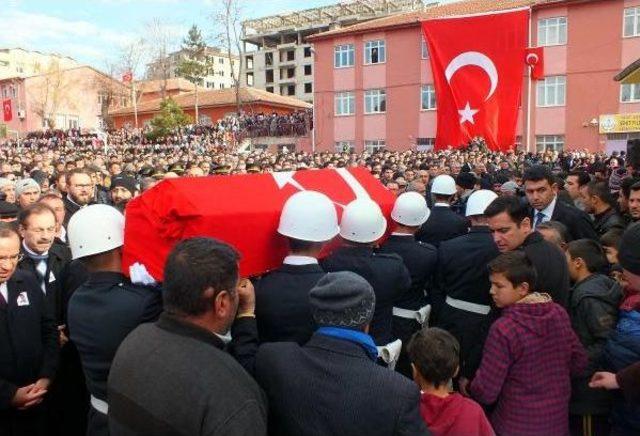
[321,199,411,349]
[416,175,469,247]
[378,192,437,377]
[67,205,162,436]
[255,191,339,344]
[432,190,500,380]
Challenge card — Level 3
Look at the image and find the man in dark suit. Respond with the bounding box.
[523,165,598,241]
[416,175,468,247]
[236,271,429,436]
[0,225,58,436]
[255,191,339,345]
[582,181,626,236]
[63,169,95,228]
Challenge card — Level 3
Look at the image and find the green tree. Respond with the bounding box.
[175,25,210,124]
[148,98,192,140]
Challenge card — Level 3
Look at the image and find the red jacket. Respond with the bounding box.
[419,392,494,436]
[469,297,588,436]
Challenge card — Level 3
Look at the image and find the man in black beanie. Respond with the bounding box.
[452,172,477,216]
[109,175,138,212]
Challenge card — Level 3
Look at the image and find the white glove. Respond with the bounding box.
[129,262,157,286]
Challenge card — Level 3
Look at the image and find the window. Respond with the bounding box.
[286,85,295,96]
[219,58,224,64]
[266,86,274,93]
[265,52,274,66]
[364,140,385,152]
[364,89,386,113]
[335,91,355,116]
[416,138,435,151]
[364,40,386,64]
[245,56,253,69]
[1,87,7,98]
[334,44,355,68]
[335,141,355,152]
[10,86,17,98]
[304,83,312,93]
[246,72,254,86]
[538,17,567,46]
[287,67,295,79]
[266,69,274,83]
[67,115,79,129]
[536,135,564,152]
[219,83,225,89]
[421,85,436,110]
[537,76,566,107]
[304,47,312,58]
[421,37,429,59]
[624,7,640,37]
[287,50,295,61]
[304,64,312,75]
[621,83,640,102]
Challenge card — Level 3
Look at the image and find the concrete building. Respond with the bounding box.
[0,48,79,80]
[241,0,426,103]
[308,0,640,153]
[146,47,239,90]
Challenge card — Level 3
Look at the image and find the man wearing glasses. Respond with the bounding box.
[0,224,58,436]
[63,168,95,228]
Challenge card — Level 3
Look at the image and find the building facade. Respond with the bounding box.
[310,0,640,152]
[0,48,78,80]
[241,0,426,104]
[145,47,239,90]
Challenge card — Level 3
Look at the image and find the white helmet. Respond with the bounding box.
[278,191,340,242]
[339,199,387,243]
[68,204,125,260]
[391,192,430,226]
[431,175,457,195]
[465,189,498,217]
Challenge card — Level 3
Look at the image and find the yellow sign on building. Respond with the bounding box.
[599,113,640,134]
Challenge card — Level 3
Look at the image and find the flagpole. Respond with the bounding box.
[525,9,533,153]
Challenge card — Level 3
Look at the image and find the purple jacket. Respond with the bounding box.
[470,298,588,436]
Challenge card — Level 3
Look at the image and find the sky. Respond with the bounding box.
[2,0,460,75]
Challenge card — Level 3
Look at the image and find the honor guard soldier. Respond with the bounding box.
[416,175,469,247]
[67,205,162,436]
[432,190,500,379]
[255,191,339,344]
[378,192,437,376]
[321,199,411,349]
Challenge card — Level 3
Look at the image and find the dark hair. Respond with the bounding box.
[567,171,591,187]
[523,165,555,185]
[537,220,570,244]
[0,223,19,240]
[407,328,459,389]
[601,228,624,249]
[621,177,640,199]
[631,181,640,195]
[488,251,537,290]
[484,195,529,224]
[585,181,614,206]
[17,203,56,228]
[287,237,324,252]
[163,237,240,316]
[567,239,608,273]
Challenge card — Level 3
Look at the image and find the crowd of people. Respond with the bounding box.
[0,130,638,436]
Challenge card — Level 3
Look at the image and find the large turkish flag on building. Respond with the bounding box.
[422,9,528,151]
[2,99,12,122]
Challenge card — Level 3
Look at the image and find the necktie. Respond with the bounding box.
[535,211,545,227]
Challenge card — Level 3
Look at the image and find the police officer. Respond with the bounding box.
[433,190,500,379]
[378,192,437,376]
[67,205,162,436]
[321,199,411,351]
[416,175,469,247]
[255,191,339,344]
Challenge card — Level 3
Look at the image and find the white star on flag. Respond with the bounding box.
[458,102,479,125]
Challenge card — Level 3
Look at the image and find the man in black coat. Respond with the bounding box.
[416,175,468,247]
[63,169,95,228]
[255,191,339,345]
[523,165,598,241]
[582,181,626,236]
[486,196,571,308]
[0,225,58,436]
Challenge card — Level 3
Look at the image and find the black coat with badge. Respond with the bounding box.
[415,206,469,248]
[542,199,599,241]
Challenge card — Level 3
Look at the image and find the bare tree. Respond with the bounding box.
[116,37,147,127]
[29,60,72,129]
[145,18,174,99]
[214,0,244,114]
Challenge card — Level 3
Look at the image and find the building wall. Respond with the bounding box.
[313,0,640,152]
[0,48,78,80]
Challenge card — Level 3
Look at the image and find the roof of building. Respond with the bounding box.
[615,58,640,84]
[0,47,77,62]
[110,86,312,116]
[307,0,567,41]
[136,77,206,94]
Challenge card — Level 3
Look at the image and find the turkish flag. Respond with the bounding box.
[122,71,133,83]
[525,47,545,80]
[2,99,12,122]
[122,168,395,280]
[422,9,528,151]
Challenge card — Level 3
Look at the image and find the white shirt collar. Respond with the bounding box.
[391,232,413,236]
[0,282,7,303]
[22,240,48,258]
[283,255,318,266]
[537,195,558,221]
[59,226,67,243]
[434,202,450,207]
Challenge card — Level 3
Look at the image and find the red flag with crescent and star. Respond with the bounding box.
[422,8,529,151]
[2,99,12,122]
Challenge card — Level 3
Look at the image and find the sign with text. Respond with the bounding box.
[599,113,640,134]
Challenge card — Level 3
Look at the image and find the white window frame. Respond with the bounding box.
[335,141,355,152]
[537,76,566,107]
[535,135,564,152]
[620,83,640,103]
[416,138,435,151]
[335,91,355,116]
[334,44,355,68]
[364,140,385,153]
[364,40,386,64]
[537,17,567,46]
[421,36,429,59]
[624,7,640,38]
[364,89,386,114]
[421,85,436,110]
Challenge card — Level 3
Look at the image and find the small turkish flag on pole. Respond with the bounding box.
[2,99,12,122]
[525,47,545,80]
[122,71,133,83]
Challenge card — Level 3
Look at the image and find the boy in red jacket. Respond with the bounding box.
[468,251,588,436]
[407,327,494,436]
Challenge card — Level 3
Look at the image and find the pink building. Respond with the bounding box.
[309,0,640,152]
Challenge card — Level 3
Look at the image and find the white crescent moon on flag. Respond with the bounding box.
[526,53,539,64]
[445,51,499,101]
